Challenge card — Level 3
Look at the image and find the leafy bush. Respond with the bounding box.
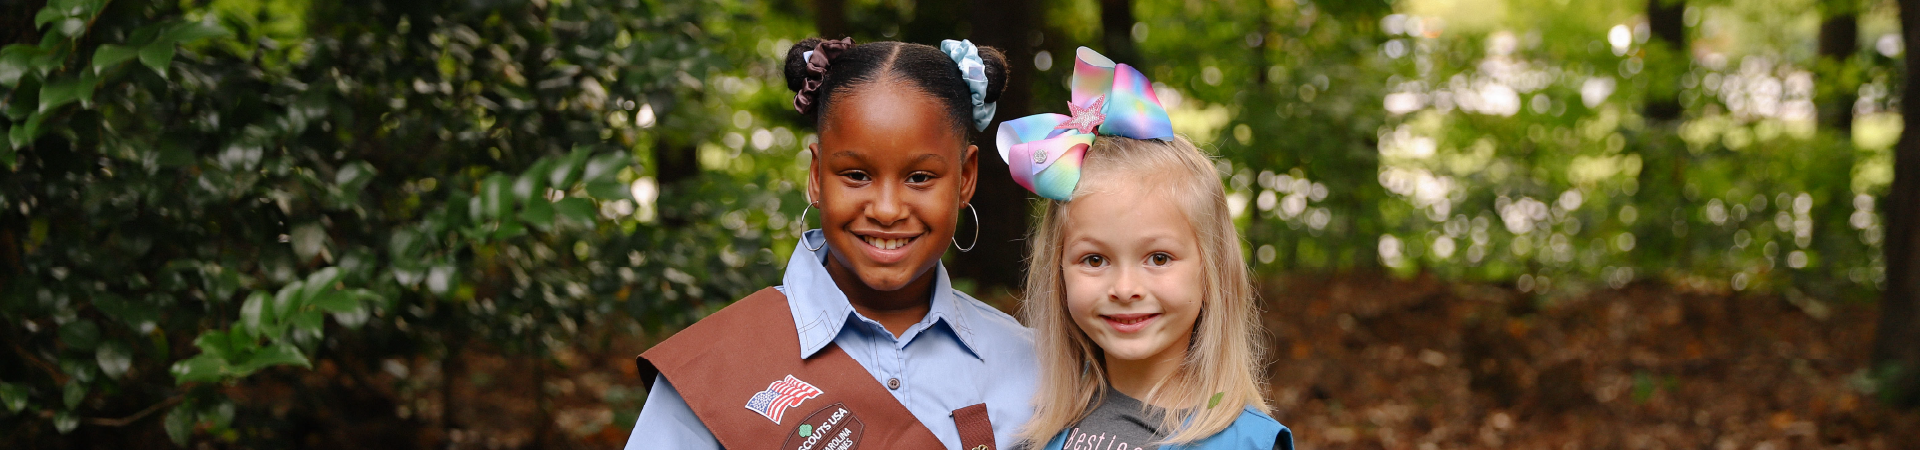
[1,0,793,446]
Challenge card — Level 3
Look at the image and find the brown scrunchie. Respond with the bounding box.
[794,37,855,115]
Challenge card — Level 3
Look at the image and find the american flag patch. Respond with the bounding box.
[744,375,823,424]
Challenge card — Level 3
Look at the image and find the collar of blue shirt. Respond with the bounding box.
[781,229,984,361]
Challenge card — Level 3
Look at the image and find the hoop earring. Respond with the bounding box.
[952,203,979,252]
[799,194,826,252]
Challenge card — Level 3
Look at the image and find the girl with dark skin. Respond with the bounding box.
[810,73,978,336]
[627,39,1039,450]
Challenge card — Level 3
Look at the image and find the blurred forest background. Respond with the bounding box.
[3,0,1920,448]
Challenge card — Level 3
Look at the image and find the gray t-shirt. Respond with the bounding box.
[1047,388,1292,450]
[1057,388,1167,450]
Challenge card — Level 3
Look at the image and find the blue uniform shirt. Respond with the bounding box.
[625,230,1041,450]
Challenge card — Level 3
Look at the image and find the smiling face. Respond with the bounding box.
[808,78,978,293]
[1060,180,1204,366]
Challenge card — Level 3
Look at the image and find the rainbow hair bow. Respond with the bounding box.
[994,47,1174,201]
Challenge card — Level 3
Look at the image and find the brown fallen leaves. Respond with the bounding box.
[1260,271,1918,450]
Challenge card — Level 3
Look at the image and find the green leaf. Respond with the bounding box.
[301,267,344,301]
[330,304,371,329]
[0,45,41,87]
[426,266,457,296]
[205,266,242,302]
[91,291,159,329]
[1207,391,1224,409]
[585,179,631,200]
[269,283,300,336]
[239,291,270,338]
[236,343,311,374]
[58,357,97,384]
[190,329,241,362]
[550,146,593,186]
[130,22,229,78]
[290,223,329,262]
[520,198,555,227]
[53,410,78,434]
[8,114,38,148]
[1631,370,1657,403]
[96,342,133,379]
[491,220,526,240]
[157,21,230,45]
[38,71,98,112]
[62,381,85,408]
[554,197,596,224]
[164,405,193,445]
[171,354,228,384]
[33,8,62,28]
[203,401,235,429]
[59,319,101,352]
[481,174,512,219]
[0,382,28,413]
[513,161,548,202]
[56,18,86,37]
[91,44,138,74]
[138,38,175,75]
[335,161,378,196]
[309,289,358,313]
[290,310,324,333]
[582,152,631,183]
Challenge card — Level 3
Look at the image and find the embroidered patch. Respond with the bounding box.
[745,375,823,424]
[780,402,865,450]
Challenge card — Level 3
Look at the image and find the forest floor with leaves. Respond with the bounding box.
[253,272,1918,449]
[1248,272,1916,450]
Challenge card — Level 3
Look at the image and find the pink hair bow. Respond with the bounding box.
[994,47,1174,201]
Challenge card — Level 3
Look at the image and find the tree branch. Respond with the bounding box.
[83,394,184,427]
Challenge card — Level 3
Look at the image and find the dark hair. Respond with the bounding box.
[783,38,1009,136]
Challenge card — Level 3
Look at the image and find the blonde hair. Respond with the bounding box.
[1017,136,1268,446]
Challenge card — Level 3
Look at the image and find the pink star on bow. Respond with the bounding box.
[1054,95,1107,134]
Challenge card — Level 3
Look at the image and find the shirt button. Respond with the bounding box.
[887,378,901,390]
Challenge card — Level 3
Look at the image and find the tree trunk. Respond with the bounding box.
[814,0,848,39]
[1246,0,1271,269]
[1643,0,1687,122]
[1875,0,1920,409]
[1099,0,1141,70]
[1815,1,1861,289]
[1818,2,1859,134]
[1636,0,1692,267]
[954,0,1042,292]
[650,134,698,228]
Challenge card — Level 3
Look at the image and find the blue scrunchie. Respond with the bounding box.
[940,39,997,131]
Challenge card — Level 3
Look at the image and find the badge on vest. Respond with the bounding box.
[780,402,865,450]
[745,375,823,424]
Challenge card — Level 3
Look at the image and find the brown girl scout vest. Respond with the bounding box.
[636,288,999,450]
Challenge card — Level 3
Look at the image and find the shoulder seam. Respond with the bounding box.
[1240,406,1282,426]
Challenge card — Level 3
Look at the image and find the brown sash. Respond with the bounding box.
[637,288,997,450]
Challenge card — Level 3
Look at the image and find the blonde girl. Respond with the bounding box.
[995,47,1293,450]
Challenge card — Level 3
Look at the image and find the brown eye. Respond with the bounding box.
[1080,254,1107,268]
[844,171,871,182]
[906,173,933,183]
[1148,253,1173,266]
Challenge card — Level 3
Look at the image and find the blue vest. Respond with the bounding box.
[1042,406,1294,450]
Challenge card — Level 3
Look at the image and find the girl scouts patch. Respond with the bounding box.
[745,375,823,424]
[780,402,865,450]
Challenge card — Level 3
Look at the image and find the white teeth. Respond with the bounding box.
[864,236,910,250]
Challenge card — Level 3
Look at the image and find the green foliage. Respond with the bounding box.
[1,0,797,446]
[1054,0,1898,304]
